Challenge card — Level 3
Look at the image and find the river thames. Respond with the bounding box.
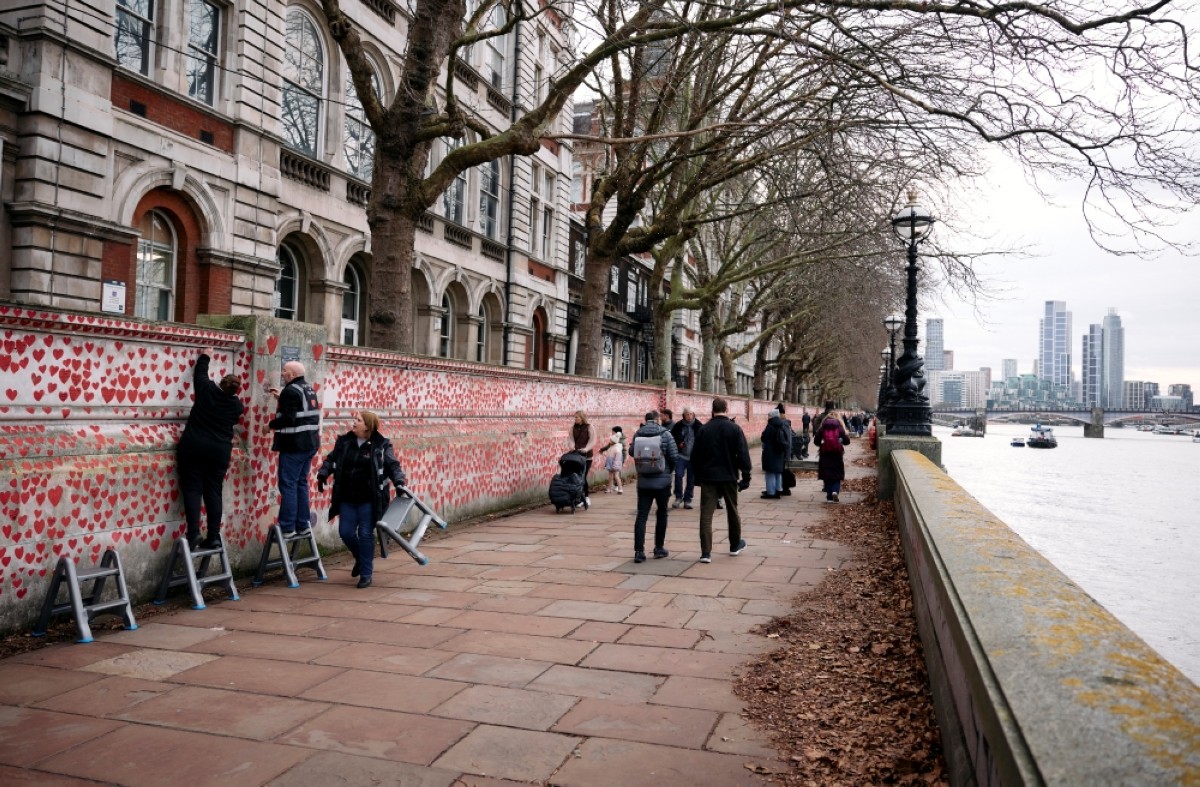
[935,421,1200,686]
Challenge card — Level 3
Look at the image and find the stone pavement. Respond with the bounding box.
[0,444,871,787]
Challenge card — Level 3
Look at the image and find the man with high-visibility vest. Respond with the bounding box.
[267,361,321,535]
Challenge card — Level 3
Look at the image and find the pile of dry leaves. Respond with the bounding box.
[735,460,948,786]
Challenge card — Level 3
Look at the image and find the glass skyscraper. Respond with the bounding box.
[1038,301,1072,392]
[1101,308,1125,408]
[925,318,944,372]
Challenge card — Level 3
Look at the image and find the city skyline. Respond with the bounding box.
[929,148,1199,395]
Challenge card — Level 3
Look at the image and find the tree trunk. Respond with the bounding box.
[720,346,736,396]
[700,304,718,393]
[575,245,615,378]
[653,297,672,383]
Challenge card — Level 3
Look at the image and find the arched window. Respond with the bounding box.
[135,210,176,321]
[282,9,324,156]
[601,334,614,379]
[476,304,488,363]
[344,68,379,178]
[439,294,453,357]
[619,340,631,381]
[274,246,299,319]
[342,264,362,345]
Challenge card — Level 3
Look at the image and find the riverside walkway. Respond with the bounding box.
[0,447,871,787]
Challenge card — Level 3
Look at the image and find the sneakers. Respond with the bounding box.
[197,536,223,550]
[831,492,839,503]
[616,488,623,495]
[699,553,712,563]
[760,491,780,499]
[295,526,312,537]
[356,576,373,589]
[729,539,747,556]
[683,502,693,509]
[671,498,683,509]
[583,496,591,509]
[653,547,669,559]
[634,551,646,563]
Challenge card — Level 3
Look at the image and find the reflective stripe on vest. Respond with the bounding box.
[276,381,321,434]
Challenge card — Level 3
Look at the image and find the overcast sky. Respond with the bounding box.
[925,150,1200,396]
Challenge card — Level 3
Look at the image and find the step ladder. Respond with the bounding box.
[374,486,448,566]
[153,535,240,610]
[32,549,138,643]
[252,525,327,588]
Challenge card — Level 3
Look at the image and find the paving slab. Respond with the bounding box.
[0,445,871,786]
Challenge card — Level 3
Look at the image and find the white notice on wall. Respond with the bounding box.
[102,280,126,313]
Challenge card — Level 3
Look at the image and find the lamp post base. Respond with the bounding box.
[887,400,933,437]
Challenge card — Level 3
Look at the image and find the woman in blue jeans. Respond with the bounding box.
[316,411,406,588]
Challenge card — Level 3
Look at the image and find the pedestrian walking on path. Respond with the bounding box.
[267,360,320,535]
[601,425,626,494]
[630,412,678,563]
[316,410,406,588]
[814,415,851,502]
[692,397,752,563]
[670,407,701,509]
[759,407,791,500]
[176,347,244,550]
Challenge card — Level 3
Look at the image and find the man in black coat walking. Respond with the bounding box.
[691,397,752,563]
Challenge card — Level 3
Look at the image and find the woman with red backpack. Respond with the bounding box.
[814,415,851,502]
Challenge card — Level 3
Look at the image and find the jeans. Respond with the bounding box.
[699,482,741,556]
[277,448,317,532]
[634,485,671,552]
[822,479,842,495]
[673,457,695,503]
[764,472,781,495]
[338,501,376,577]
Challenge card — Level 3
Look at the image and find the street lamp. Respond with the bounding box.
[876,356,889,413]
[887,190,935,436]
[881,315,903,421]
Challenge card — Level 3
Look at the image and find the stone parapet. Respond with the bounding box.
[876,433,941,500]
[891,449,1200,784]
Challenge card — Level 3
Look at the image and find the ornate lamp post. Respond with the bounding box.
[876,356,889,413]
[887,190,935,436]
[881,315,903,424]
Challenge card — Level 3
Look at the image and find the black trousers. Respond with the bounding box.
[634,485,671,552]
[177,443,231,541]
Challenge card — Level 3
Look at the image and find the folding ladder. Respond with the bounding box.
[252,526,327,588]
[154,535,239,609]
[32,548,138,643]
[374,486,448,566]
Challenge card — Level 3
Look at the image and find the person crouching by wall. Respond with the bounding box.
[316,411,406,588]
[814,415,851,502]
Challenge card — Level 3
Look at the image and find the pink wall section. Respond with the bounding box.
[0,306,779,629]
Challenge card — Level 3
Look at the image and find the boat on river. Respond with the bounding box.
[1027,423,1057,449]
[952,425,985,437]
[1011,438,1026,447]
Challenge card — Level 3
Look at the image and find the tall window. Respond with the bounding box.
[601,334,614,379]
[442,138,467,224]
[625,268,638,311]
[533,30,546,103]
[186,0,220,105]
[274,246,299,319]
[479,159,500,238]
[619,341,631,381]
[344,69,379,178]
[135,210,176,321]
[485,7,509,89]
[439,294,453,357]
[476,305,488,362]
[342,266,362,345]
[282,9,324,156]
[115,0,153,75]
[529,164,554,258]
[609,263,620,294]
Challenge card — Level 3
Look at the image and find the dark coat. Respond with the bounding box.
[814,418,851,482]
[760,414,792,473]
[269,376,321,453]
[670,416,702,459]
[317,431,406,522]
[631,421,679,491]
[179,353,244,461]
[692,415,752,485]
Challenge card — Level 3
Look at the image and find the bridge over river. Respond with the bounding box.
[930,406,1200,430]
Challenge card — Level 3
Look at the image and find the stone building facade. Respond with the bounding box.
[1,1,575,370]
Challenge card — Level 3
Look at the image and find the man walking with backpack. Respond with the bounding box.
[630,411,679,563]
[692,397,752,563]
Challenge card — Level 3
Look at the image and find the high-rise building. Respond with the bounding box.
[1081,323,1103,407]
[1124,381,1146,409]
[943,350,954,371]
[1144,382,1160,403]
[1168,384,1194,410]
[1038,301,1072,389]
[1002,359,1018,380]
[1101,309,1125,408]
[925,318,945,372]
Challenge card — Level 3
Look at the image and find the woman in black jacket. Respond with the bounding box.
[316,411,406,588]
[177,348,245,550]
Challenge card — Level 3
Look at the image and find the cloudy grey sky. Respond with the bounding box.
[927,150,1200,396]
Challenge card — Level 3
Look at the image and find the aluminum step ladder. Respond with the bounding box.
[32,548,138,643]
[252,526,327,588]
[153,535,239,609]
[374,486,448,566]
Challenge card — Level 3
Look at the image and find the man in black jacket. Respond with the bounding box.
[177,348,245,550]
[691,397,752,563]
[268,361,320,535]
[630,411,679,563]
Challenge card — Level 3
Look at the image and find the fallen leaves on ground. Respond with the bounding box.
[735,459,948,785]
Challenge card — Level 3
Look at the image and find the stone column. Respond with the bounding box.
[877,434,942,501]
[1084,407,1105,439]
